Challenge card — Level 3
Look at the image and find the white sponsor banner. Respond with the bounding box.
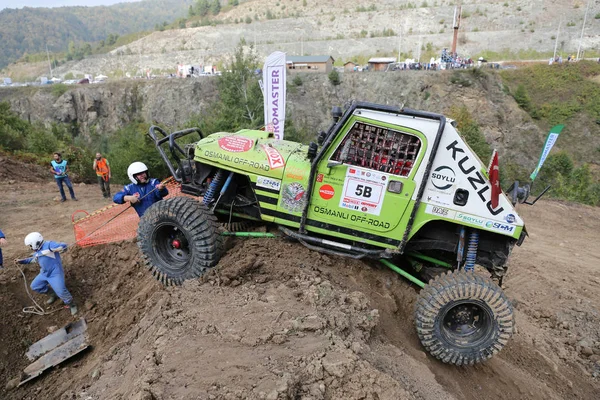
[263,51,287,140]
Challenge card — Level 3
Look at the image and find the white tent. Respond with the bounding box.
[95,74,108,81]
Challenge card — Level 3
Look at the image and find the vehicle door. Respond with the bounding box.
[308,116,426,236]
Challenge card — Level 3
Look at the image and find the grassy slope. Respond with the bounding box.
[500,61,600,165]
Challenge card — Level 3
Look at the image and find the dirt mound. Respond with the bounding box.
[64,239,417,400]
[1,186,600,399]
[0,240,161,399]
[0,154,49,183]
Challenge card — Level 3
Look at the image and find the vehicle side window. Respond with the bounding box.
[331,122,421,177]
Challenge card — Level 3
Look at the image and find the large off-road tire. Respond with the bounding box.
[415,270,514,365]
[138,196,223,286]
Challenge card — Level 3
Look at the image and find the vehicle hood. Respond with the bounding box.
[195,129,304,179]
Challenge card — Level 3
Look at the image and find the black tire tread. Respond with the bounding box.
[415,270,514,366]
[138,196,222,286]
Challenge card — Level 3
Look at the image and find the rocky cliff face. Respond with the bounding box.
[0,70,563,170]
[0,79,220,139]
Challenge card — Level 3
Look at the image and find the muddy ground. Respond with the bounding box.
[0,182,599,400]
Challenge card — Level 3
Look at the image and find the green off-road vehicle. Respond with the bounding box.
[140,102,537,365]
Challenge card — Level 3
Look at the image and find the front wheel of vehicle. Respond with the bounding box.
[415,270,514,365]
[137,196,223,285]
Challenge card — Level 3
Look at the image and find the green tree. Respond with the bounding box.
[191,41,263,133]
[448,105,492,162]
[106,123,170,183]
[217,42,263,128]
[196,0,210,16]
[107,33,119,46]
[513,84,532,112]
[211,0,221,15]
[188,5,196,17]
[0,102,30,150]
[292,74,303,86]
[328,69,341,85]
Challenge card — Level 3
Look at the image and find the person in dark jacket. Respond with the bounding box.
[0,229,6,268]
[16,232,77,315]
[113,162,168,217]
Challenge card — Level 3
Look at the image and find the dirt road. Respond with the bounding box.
[1,181,599,399]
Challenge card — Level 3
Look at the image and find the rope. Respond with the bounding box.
[11,176,174,315]
[13,262,63,316]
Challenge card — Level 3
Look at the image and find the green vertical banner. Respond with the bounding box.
[530,124,564,181]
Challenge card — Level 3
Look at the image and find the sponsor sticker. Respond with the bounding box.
[261,145,285,169]
[505,213,516,224]
[425,204,456,219]
[425,165,456,207]
[484,220,515,234]
[316,173,324,182]
[339,167,388,216]
[218,136,254,153]
[281,182,306,213]
[284,165,307,181]
[454,212,516,234]
[455,212,485,226]
[431,165,456,191]
[256,176,281,191]
[319,184,335,200]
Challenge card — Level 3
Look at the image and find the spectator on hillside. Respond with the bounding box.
[50,152,77,202]
[93,152,111,199]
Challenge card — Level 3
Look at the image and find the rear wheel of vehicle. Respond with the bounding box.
[138,196,223,285]
[415,270,514,365]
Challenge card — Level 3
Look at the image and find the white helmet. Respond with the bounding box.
[127,162,149,184]
[25,232,44,251]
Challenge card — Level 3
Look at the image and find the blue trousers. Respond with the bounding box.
[56,176,76,200]
[31,268,73,305]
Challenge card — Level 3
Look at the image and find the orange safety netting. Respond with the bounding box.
[72,179,194,247]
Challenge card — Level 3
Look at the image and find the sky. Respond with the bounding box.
[0,0,141,10]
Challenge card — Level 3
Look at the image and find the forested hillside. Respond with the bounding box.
[0,0,193,68]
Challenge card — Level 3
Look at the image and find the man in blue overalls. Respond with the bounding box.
[50,152,78,202]
[16,232,77,315]
[113,161,168,217]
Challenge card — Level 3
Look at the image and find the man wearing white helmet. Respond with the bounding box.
[15,232,77,315]
[113,161,169,217]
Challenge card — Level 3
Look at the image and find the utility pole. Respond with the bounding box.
[397,25,402,61]
[553,19,561,60]
[46,44,53,78]
[451,5,462,57]
[577,0,591,60]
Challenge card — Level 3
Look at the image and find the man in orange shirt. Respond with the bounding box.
[93,152,111,199]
